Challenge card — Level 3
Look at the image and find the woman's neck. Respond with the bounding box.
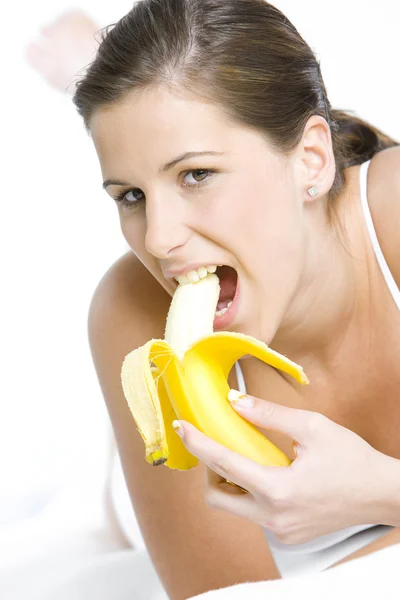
[272,166,366,365]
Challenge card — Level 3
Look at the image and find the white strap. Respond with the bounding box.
[360,160,400,310]
[234,361,247,394]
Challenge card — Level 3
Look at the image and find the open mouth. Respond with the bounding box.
[215,266,237,312]
[214,265,239,329]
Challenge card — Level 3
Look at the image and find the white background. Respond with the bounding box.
[0,0,399,594]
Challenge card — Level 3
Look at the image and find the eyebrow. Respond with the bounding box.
[102,151,224,189]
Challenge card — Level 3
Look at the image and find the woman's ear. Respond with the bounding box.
[299,115,336,201]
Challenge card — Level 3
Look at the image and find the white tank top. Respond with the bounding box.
[359,160,400,309]
[235,157,400,554]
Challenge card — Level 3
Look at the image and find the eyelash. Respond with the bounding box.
[113,169,215,210]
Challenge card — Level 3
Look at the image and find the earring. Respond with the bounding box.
[307,186,318,197]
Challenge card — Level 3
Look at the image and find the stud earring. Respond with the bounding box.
[307,186,318,197]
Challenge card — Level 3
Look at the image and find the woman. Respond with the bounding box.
[73,0,400,597]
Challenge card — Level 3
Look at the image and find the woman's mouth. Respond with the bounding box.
[213,266,240,330]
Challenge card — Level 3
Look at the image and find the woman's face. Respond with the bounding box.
[90,86,309,342]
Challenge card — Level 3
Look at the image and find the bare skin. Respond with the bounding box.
[89,252,280,599]
[87,85,400,596]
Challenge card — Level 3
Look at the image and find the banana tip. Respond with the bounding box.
[152,457,168,466]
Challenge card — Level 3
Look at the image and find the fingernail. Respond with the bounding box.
[228,389,255,408]
[172,420,184,438]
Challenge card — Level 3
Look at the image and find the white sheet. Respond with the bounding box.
[2,503,399,600]
[189,543,400,599]
[3,446,398,600]
[110,449,395,579]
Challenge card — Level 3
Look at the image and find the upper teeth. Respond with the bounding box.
[174,265,221,285]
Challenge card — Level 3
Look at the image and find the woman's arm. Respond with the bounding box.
[88,251,280,599]
[329,146,400,568]
[368,145,400,288]
[362,145,400,526]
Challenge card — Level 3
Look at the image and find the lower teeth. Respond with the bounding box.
[215,300,233,318]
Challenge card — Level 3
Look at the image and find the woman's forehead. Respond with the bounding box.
[91,87,233,138]
[90,89,264,168]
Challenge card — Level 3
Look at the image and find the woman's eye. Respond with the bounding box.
[183,169,212,186]
[114,188,145,208]
[124,190,140,203]
[114,169,214,210]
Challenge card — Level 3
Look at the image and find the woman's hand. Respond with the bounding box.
[172,391,387,545]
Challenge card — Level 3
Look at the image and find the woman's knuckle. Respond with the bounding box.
[209,457,231,479]
[304,411,326,437]
[274,517,303,545]
[268,481,292,506]
[280,530,306,545]
[276,531,294,545]
[260,519,273,532]
[261,400,276,422]
[271,516,291,541]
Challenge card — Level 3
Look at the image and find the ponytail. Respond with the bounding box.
[331,109,399,168]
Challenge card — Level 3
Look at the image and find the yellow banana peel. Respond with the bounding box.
[121,272,309,471]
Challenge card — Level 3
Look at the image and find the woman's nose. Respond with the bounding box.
[144,196,189,258]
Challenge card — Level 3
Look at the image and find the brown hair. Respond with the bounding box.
[73,0,398,204]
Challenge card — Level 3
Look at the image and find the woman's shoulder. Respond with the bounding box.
[87,250,172,406]
[88,251,280,597]
[366,145,400,288]
[91,249,167,305]
[88,250,171,338]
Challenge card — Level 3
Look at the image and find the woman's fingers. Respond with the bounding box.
[173,420,268,495]
[228,390,329,448]
[207,483,261,520]
[204,467,275,527]
[205,466,248,495]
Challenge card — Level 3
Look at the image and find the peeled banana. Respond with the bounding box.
[121,271,309,471]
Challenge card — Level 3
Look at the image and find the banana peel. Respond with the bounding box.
[121,326,309,470]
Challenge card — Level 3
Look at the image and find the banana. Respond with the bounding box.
[121,272,309,470]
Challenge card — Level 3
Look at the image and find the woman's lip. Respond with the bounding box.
[213,275,240,331]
